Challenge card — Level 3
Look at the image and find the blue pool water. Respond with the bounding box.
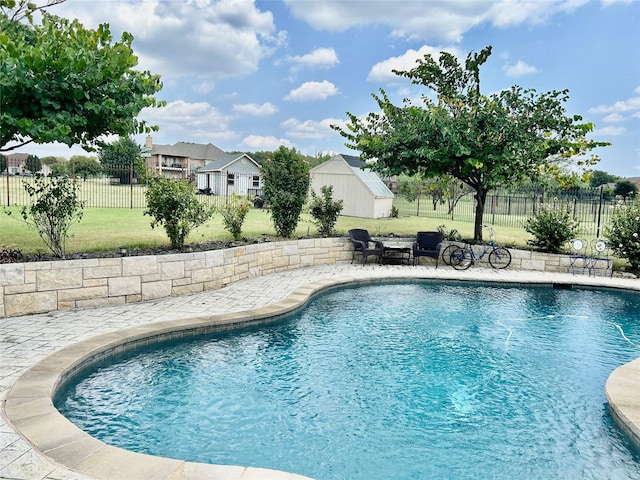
[57,282,640,480]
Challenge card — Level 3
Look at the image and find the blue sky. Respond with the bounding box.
[19,0,640,177]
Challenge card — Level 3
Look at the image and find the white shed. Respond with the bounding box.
[310,154,394,218]
[196,153,262,197]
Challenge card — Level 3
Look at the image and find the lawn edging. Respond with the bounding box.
[0,237,612,318]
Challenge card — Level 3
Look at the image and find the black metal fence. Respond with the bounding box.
[392,186,617,237]
[1,166,262,210]
[1,166,617,236]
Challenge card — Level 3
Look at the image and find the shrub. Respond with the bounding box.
[261,146,310,238]
[437,224,461,241]
[220,193,251,241]
[605,195,640,272]
[524,203,579,253]
[309,185,343,236]
[144,177,213,249]
[0,245,23,263]
[390,205,399,218]
[5,175,84,258]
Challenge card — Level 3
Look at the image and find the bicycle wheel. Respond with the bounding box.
[489,247,511,269]
[440,244,459,266]
[450,246,472,270]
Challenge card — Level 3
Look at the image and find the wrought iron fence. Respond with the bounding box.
[392,186,617,237]
[0,166,263,210]
[1,165,617,237]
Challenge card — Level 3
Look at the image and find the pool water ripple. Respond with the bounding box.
[56,282,640,480]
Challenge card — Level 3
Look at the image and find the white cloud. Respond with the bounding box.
[49,0,284,81]
[601,0,633,6]
[286,47,339,71]
[368,45,462,84]
[232,102,278,116]
[240,135,295,150]
[603,112,625,122]
[283,0,590,43]
[284,81,339,102]
[589,95,640,114]
[502,60,540,77]
[141,100,236,142]
[594,126,627,136]
[281,117,341,139]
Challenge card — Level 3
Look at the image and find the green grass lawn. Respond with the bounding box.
[1,206,534,256]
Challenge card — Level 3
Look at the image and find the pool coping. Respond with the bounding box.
[4,271,640,480]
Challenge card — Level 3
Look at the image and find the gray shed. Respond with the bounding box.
[196,153,262,197]
[310,154,394,218]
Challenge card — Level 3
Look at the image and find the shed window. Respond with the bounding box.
[252,175,260,187]
[227,173,235,186]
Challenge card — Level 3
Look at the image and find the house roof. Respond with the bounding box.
[151,142,226,161]
[198,153,260,172]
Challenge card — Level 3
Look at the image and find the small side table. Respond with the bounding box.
[383,245,411,265]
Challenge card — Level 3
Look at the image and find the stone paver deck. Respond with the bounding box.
[1,263,639,480]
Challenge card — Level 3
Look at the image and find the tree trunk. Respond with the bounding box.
[473,187,488,242]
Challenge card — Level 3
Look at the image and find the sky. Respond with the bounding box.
[12,0,640,177]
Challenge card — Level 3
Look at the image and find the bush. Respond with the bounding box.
[437,224,461,241]
[309,185,343,236]
[5,175,84,258]
[261,146,310,238]
[0,245,23,263]
[605,195,640,272]
[524,203,579,253]
[220,193,251,241]
[144,177,213,249]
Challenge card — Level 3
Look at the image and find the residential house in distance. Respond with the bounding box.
[196,153,262,197]
[2,153,51,176]
[144,136,226,181]
[310,154,394,218]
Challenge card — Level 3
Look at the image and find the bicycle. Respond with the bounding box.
[448,225,512,270]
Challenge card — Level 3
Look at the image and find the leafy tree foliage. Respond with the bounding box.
[98,137,144,184]
[0,154,6,172]
[144,177,213,249]
[606,195,640,272]
[24,154,41,174]
[614,180,638,199]
[1,0,66,22]
[309,185,343,236]
[261,146,310,238]
[40,155,66,176]
[0,9,163,153]
[6,174,84,258]
[69,155,102,180]
[589,169,619,188]
[333,46,609,241]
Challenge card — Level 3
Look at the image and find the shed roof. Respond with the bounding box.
[198,153,260,172]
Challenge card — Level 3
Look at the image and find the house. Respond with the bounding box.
[144,136,227,181]
[310,154,394,218]
[196,153,262,197]
[625,177,640,190]
[2,153,50,176]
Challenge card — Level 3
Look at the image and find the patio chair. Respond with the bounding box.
[568,238,589,275]
[587,239,613,277]
[412,231,444,267]
[348,229,384,265]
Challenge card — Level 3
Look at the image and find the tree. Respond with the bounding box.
[309,185,343,236]
[614,180,638,199]
[261,146,310,238]
[69,155,102,180]
[0,154,6,173]
[40,155,66,176]
[1,0,67,22]
[333,46,609,241]
[98,137,144,184]
[0,9,163,153]
[24,154,41,174]
[144,177,213,249]
[589,169,619,188]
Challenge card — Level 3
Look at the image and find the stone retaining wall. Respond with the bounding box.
[0,237,597,318]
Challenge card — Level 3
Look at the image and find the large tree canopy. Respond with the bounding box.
[333,46,609,241]
[0,7,164,153]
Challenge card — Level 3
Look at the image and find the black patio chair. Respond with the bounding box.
[348,229,384,265]
[412,231,444,267]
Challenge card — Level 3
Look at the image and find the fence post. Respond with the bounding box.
[130,162,134,209]
[596,186,604,237]
[5,166,9,207]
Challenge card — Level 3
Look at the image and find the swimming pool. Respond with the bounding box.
[56,281,640,480]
